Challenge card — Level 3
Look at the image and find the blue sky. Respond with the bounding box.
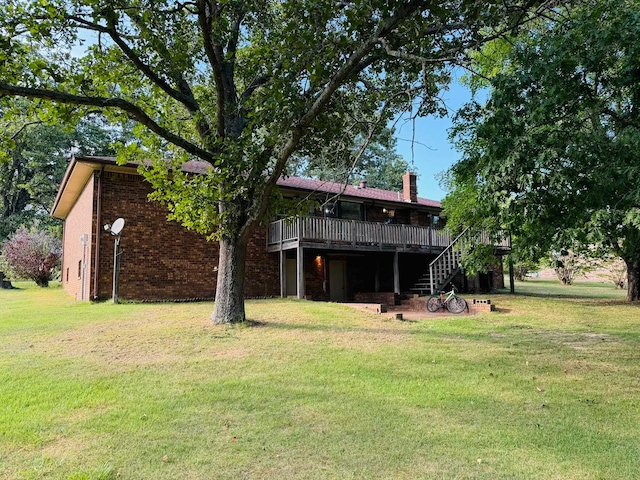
[394,79,476,202]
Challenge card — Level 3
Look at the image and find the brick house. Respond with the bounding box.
[52,156,509,302]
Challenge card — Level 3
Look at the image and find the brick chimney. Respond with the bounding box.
[402,172,417,203]
[359,180,367,189]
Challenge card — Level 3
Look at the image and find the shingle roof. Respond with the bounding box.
[95,156,441,208]
[52,156,440,219]
[276,176,441,208]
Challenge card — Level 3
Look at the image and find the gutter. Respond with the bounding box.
[92,167,104,300]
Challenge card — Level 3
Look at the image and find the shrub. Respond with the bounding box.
[594,255,627,289]
[1,228,61,287]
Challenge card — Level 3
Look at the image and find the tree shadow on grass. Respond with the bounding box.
[243,317,419,338]
[493,286,628,304]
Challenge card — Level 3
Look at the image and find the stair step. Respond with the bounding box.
[409,288,431,294]
[410,229,470,297]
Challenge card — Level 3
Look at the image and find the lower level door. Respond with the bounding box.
[329,260,346,302]
[286,258,297,296]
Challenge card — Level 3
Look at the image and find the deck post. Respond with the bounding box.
[393,251,400,295]
[509,257,515,294]
[280,250,286,298]
[297,245,305,299]
[351,220,356,245]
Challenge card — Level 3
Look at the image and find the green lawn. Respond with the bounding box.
[1,280,639,479]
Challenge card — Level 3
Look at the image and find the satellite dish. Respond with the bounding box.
[110,218,125,235]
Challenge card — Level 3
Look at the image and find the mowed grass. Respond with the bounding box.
[1,280,639,479]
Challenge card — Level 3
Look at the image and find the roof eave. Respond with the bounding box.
[50,156,139,219]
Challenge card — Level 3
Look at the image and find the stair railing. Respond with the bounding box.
[429,226,473,294]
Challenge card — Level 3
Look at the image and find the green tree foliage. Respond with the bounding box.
[297,127,411,191]
[0,101,134,243]
[1,227,61,287]
[0,0,558,322]
[509,248,540,282]
[443,0,640,301]
[356,135,411,191]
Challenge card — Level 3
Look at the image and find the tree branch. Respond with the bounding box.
[197,0,227,138]
[0,83,214,162]
[66,13,212,141]
[67,15,198,112]
[9,120,43,141]
[380,38,457,64]
[239,62,282,103]
[252,0,426,225]
[227,10,245,60]
[103,21,199,112]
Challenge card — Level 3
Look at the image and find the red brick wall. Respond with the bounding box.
[244,229,280,298]
[304,251,329,301]
[93,170,279,301]
[353,291,396,305]
[402,172,418,203]
[492,257,505,289]
[365,205,389,223]
[61,175,95,300]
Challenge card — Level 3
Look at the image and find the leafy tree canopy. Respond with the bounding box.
[296,127,412,192]
[0,0,559,322]
[443,0,640,300]
[0,99,135,242]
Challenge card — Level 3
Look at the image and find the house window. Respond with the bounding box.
[324,202,338,218]
[66,267,69,283]
[340,201,363,221]
[78,260,82,279]
[315,200,363,220]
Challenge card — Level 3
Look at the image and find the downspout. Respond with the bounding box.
[60,222,66,292]
[92,167,104,300]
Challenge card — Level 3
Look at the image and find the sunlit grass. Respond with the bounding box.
[1,280,638,479]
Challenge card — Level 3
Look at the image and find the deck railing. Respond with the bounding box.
[428,227,512,293]
[268,217,454,250]
[268,217,511,252]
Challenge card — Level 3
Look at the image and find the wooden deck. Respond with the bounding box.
[267,217,512,253]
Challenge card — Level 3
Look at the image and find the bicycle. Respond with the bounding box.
[426,285,467,314]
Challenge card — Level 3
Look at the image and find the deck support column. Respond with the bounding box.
[280,250,286,298]
[509,257,515,294]
[297,245,305,299]
[393,251,400,295]
[374,258,380,292]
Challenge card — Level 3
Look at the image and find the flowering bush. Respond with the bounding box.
[1,228,61,287]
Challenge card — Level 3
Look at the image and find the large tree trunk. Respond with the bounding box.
[211,234,249,324]
[626,257,640,302]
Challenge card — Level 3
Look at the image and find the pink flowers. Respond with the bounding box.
[1,228,61,287]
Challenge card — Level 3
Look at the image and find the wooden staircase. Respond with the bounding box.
[409,227,471,295]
